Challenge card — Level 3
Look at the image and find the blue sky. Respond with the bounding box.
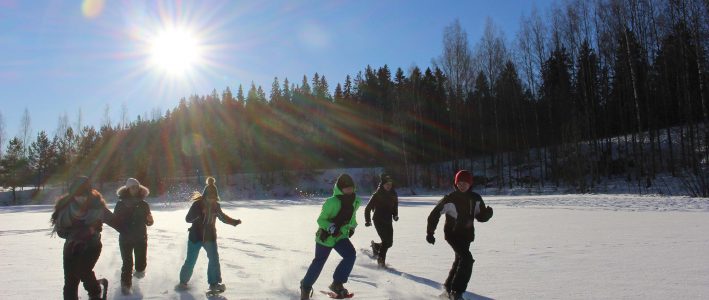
[0,0,552,147]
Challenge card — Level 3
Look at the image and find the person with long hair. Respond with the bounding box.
[51,176,116,300]
[176,177,241,294]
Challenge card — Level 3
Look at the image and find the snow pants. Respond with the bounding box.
[63,240,102,300]
[179,240,222,285]
[119,237,147,287]
[444,238,475,294]
[301,238,356,289]
[373,219,393,261]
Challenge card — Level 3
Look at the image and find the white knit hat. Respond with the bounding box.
[126,178,140,188]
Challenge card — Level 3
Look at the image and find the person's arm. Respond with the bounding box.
[425,196,449,244]
[185,202,201,223]
[393,192,399,221]
[474,197,493,222]
[144,202,154,226]
[102,205,120,231]
[216,204,241,226]
[364,194,377,225]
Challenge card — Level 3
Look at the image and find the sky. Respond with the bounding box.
[0,0,554,149]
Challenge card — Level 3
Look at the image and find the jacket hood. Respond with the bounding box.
[117,185,150,199]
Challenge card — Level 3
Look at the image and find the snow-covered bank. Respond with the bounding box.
[1,195,708,299]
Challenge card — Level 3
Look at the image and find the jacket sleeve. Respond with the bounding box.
[112,202,125,229]
[426,197,447,235]
[185,202,201,223]
[216,204,239,226]
[364,194,377,223]
[102,205,119,230]
[474,198,493,222]
[393,193,399,218]
[144,202,154,226]
[316,198,336,230]
[347,198,360,229]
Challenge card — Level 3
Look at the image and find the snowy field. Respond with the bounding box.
[1,194,708,299]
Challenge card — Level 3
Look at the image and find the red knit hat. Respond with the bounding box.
[454,170,473,186]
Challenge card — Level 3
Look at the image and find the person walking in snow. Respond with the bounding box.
[300,173,361,300]
[426,170,494,300]
[51,176,117,300]
[176,177,241,293]
[364,173,398,268]
[113,178,154,294]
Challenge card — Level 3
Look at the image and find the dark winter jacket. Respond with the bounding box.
[427,189,493,242]
[52,190,117,253]
[114,185,153,242]
[186,200,239,242]
[364,185,398,224]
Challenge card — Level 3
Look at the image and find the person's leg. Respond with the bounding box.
[77,243,103,299]
[119,239,134,287]
[301,244,333,289]
[449,239,474,293]
[203,241,222,285]
[332,239,356,284]
[179,240,202,284]
[134,238,148,272]
[376,221,393,263]
[444,239,462,293]
[63,244,81,300]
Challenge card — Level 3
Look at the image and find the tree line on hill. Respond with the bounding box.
[1,0,707,201]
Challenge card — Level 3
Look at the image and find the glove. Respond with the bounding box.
[233,219,242,226]
[328,224,341,237]
[349,229,355,238]
[365,222,372,227]
[393,216,399,222]
[426,234,435,244]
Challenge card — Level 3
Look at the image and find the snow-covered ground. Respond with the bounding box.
[2,194,708,299]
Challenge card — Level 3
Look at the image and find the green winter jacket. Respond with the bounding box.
[314,183,361,247]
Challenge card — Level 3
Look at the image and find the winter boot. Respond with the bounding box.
[209,283,226,293]
[300,285,313,299]
[371,240,380,256]
[174,282,189,291]
[377,256,386,268]
[329,282,350,298]
[134,270,145,279]
[449,290,464,300]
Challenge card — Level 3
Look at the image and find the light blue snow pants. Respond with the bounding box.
[179,240,222,285]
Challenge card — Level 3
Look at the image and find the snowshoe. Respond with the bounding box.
[326,282,354,299]
[206,283,226,296]
[370,240,380,256]
[320,290,354,299]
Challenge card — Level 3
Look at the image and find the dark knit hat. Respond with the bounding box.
[380,173,393,185]
[454,170,473,186]
[69,176,92,196]
[336,173,355,190]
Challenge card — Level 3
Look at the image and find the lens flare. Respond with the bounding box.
[81,0,105,19]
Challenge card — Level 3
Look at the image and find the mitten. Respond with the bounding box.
[426,234,435,244]
[365,222,372,227]
[393,216,399,222]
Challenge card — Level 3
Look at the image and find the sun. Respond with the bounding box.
[148,27,203,76]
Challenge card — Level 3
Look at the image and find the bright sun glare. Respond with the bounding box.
[149,28,203,76]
